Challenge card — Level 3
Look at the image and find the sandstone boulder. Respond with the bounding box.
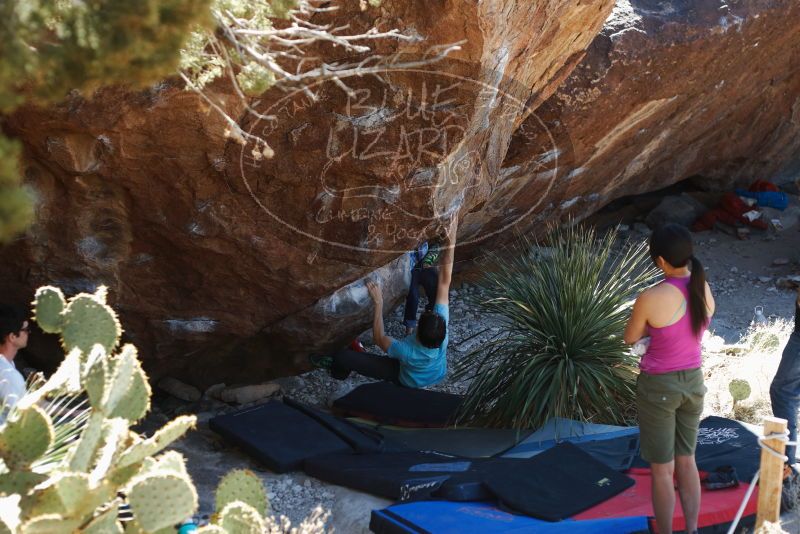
[158,376,202,402]
[487,0,800,236]
[2,0,800,386]
[1,0,614,385]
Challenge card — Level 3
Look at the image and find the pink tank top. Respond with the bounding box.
[640,276,705,374]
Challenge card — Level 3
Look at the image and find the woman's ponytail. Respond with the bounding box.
[688,255,708,336]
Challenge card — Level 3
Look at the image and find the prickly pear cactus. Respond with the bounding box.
[32,285,123,356]
[127,472,198,532]
[218,502,266,534]
[32,286,65,334]
[215,469,270,517]
[61,292,122,355]
[729,379,751,404]
[0,405,54,469]
[1,285,291,534]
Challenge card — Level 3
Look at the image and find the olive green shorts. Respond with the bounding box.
[637,368,706,464]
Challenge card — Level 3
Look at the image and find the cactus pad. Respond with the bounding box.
[118,416,196,468]
[89,418,128,484]
[83,352,107,410]
[109,361,150,422]
[69,412,105,473]
[82,503,122,534]
[0,471,47,496]
[32,286,65,334]
[729,379,751,402]
[219,502,266,534]
[61,293,122,355]
[0,405,54,469]
[127,473,198,532]
[19,515,81,533]
[28,472,89,516]
[102,348,135,414]
[197,527,226,534]
[215,469,269,516]
[152,451,189,477]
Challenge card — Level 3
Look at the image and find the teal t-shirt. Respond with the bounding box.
[388,303,448,388]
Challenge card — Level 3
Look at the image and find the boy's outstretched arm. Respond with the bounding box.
[366,280,393,352]
[435,214,459,307]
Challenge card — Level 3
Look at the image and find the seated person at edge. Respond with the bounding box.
[0,305,30,422]
[770,285,800,467]
[624,223,715,534]
[313,215,458,388]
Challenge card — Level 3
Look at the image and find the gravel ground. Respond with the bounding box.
[152,191,800,532]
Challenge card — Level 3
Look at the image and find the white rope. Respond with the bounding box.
[725,430,797,534]
[727,470,759,534]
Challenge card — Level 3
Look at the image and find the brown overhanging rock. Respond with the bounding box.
[3,0,799,386]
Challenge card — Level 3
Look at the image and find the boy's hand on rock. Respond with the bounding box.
[366,280,383,305]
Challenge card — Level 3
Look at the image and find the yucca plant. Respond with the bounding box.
[454,223,659,429]
[1,373,90,473]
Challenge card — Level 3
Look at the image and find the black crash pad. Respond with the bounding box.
[209,398,383,473]
[305,442,634,520]
[332,381,464,427]
[632,416,762,481]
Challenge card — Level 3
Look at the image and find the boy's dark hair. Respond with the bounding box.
[417,310,446,349]
[0,305,27,343]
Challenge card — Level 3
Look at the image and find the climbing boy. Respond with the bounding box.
[312,214,458,388]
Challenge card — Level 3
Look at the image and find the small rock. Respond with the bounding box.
[328,487,392,534]
[220,382,281,404]
[776,277,800,290]
[158,376,201,402]
[271,375,307,394]
[758,276,772,283]
[204,382,226,400]
[730,267,738,274]
[645,194,707,229]
[773,257,790,266]
[633,222,651,234]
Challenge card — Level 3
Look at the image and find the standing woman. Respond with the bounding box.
[624,223,715,534]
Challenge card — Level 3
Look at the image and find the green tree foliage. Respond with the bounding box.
[454,224,659,429]
[0,137,32,244]
[0,0,214,110]
[0,0,440,244]
[0,0,215,244]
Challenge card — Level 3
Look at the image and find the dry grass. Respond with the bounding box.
[703,318,795,422]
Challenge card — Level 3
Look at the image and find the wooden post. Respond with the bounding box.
[756,416,788,529]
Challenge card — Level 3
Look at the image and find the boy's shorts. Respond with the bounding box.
[637,368,706,464]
